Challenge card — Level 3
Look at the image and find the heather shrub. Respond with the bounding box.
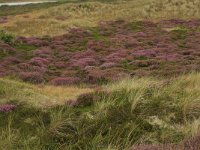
[0,65,6,77]
[0,104,16,113]
[19,72,44,84]
[158,54,181,62]
[132,49,157,58]
[53,61,66,69]
[85,68,105,83]
[0,17,7,24]
[70,57,98,68]
[183,134,200,149]
[0,43,16,59]
[34,47,52,56]
[124,38,139,48]
[104,51,128,63]
[2,19,200,83]
[25,37,49,47]
[3,57,21,64]
[86,40,108,51]
[29,57,49,67]
[72,50,97,59]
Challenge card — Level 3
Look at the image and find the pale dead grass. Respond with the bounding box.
[0,78,92,107]
[1,0,200,36]
[0,0,154,36]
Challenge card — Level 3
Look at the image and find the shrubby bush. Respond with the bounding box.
[0,30,14,44]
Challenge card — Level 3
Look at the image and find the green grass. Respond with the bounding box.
[1,73,200,149]
[14,43,37,51]
[1,0,200,149]
[130,21,143,32]
[170,27,188,40]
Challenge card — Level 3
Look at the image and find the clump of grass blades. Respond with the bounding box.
[1,73,200,149]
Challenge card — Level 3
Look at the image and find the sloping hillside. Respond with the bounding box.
[1,73,200,149]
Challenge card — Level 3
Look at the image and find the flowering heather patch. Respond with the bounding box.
[1,19,200,84]
[86,40,109,52]
[17,62,47,73]
[132,49,157,58]
[69,57,98,68]
[4,56,21,64]
[158,54,182,62]
[0,42,16,53]
[0,17,8,24]
[183,134,200,150]
[22,37,49,47]
[72,50,97,59]
[124,39,140,48]
[54,50,72,61]
[53,61,66,69]
[133,32,147,37]
[85,68,105,83]
[29,57,49,67]
[104,50,129,63]
[33,47,52,56]
[0,65,7,76]
[0,104,16,113]
[62,70,77,77]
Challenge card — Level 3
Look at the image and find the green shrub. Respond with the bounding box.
[0,30,14,44]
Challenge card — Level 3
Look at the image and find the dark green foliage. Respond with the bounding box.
[171,27,188,40]
[91,28,105,41]
[14,43,37,51]
[0,30,14,44]
[130,21,143,32]
[121,59,134,70]
[0,102,50,134]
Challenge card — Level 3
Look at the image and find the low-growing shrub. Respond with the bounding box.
[19,72,44,84]
[0,30,14,44]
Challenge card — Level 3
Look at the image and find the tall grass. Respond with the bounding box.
[144,0,200,20]
[0,0,154,36]
[1,0,200,36]
[1,73,200,149]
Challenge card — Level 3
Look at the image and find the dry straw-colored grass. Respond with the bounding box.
[144,0,200,20]
[1,0,200,36]
[0,78,92,107]
[0,0,154,36]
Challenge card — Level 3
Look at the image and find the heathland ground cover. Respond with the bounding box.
[1,0,200,149]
